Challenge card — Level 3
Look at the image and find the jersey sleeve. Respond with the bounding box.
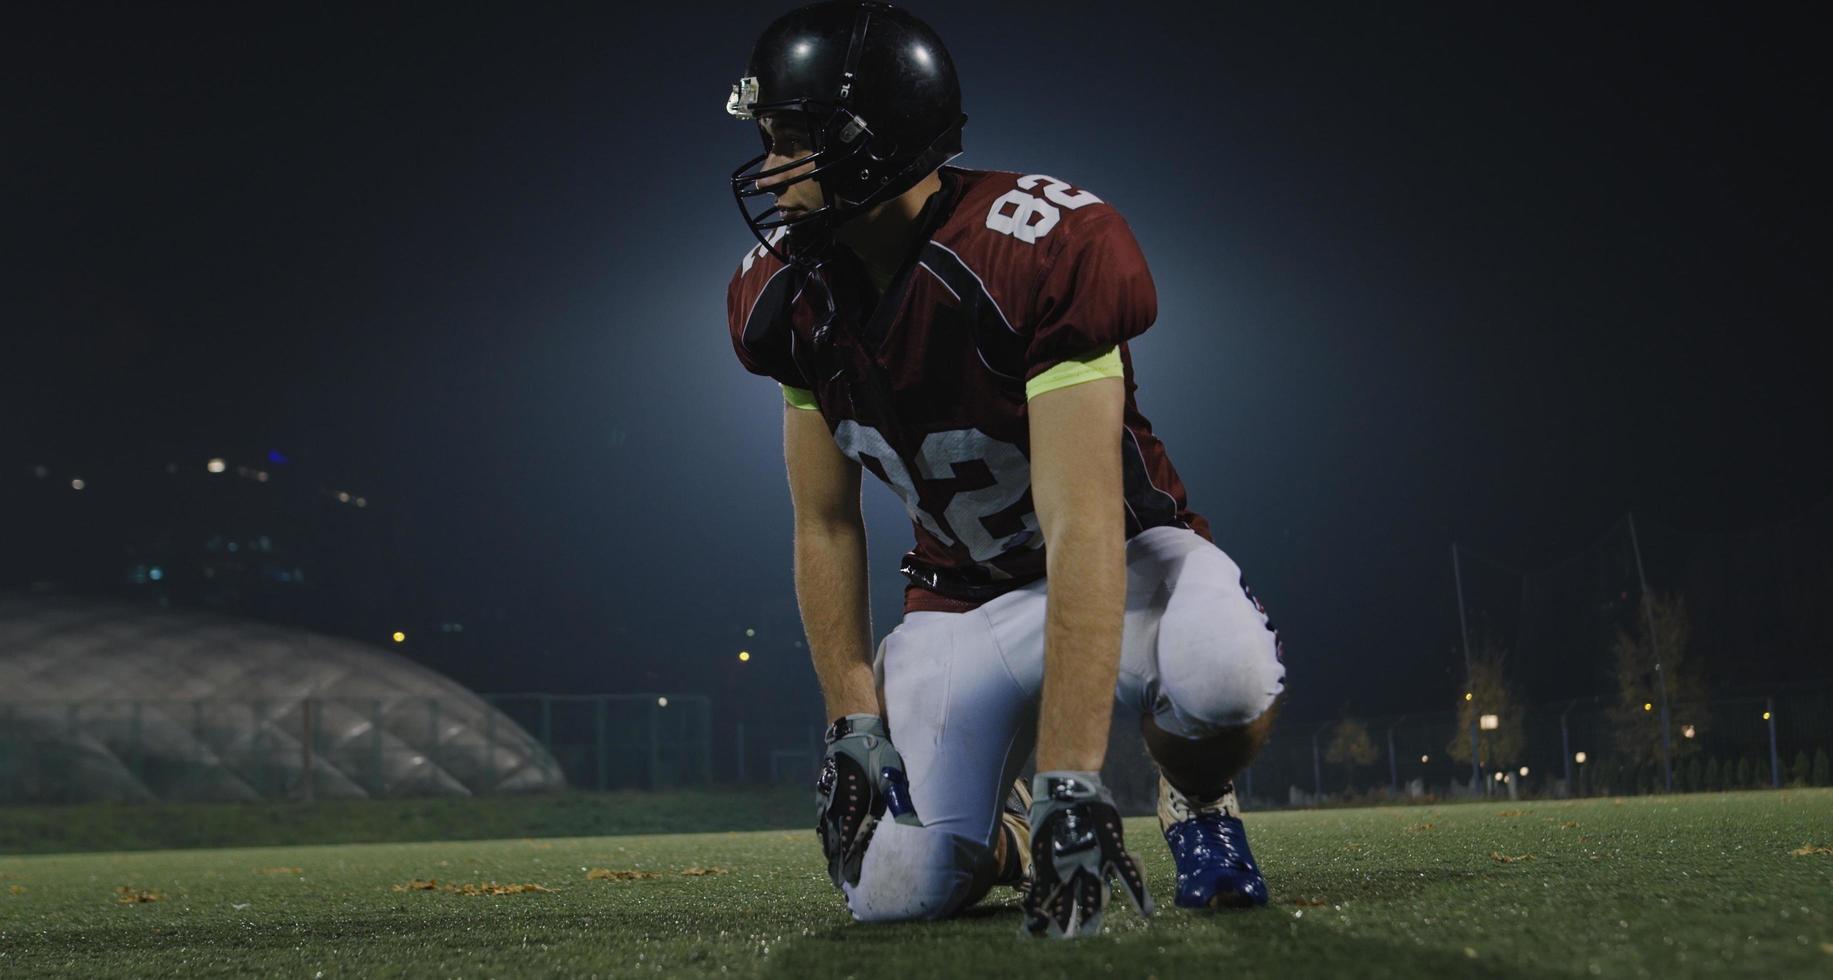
[1023,210,1157,385]
[726,256,813,391]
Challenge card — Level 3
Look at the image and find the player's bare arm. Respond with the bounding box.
[1028,375,1128,773]
[785,397,921,888]
[783,399,875,719]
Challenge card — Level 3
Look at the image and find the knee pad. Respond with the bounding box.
[1152,547,1286,738]
[842,820,985,923]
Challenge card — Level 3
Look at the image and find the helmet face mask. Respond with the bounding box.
[726,1,966,269]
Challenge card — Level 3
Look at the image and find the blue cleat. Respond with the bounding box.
[1158,775,1269,909]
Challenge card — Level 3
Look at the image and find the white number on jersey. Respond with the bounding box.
[832,422,1037,561]
[984,174,1103,244]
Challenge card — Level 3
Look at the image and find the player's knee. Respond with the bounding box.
[842,821,980,923]
[1155,628,1283,737]
[1152,552,1286,738]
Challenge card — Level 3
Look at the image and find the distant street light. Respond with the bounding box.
[1494,771,1506,783]
[1681,725,1696,739]
[1479,713,1500,731]
[1575,751,1588,765]
[1762,711,1772,721]
[745,628,756,637]
[391,631,406,644]
[1518,766,1529,777]
[70,478,85,490]
[657,697,669,708]
[207,458,226,474]
[1643,702,1653,712]
[1420,754,1429,764]
[738,651,751,662]
[1464,692,1473,702]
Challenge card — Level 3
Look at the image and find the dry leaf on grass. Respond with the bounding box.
[8,884,25,895]
[447,882,555,896]
[1409,823,1437,832]
[679,867,730,877]
[393,878,555,895]
[521,839,555,850]
[587,868,661,881]
[255,867,304,876]
[1789,844,1832,857]
[1291,897,1329,907]
[1559,821,1580,830]
[1496,810,1526,818]
[1489,852,1534,864]
[115,886,167,903]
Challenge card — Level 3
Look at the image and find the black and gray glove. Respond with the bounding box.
[1022,771,1154,939]
[815,714,921,889]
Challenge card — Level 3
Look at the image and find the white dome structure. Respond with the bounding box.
[0,595,564,802]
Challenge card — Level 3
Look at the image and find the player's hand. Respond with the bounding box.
[1022,771,1153,939]
[815,714,920,890]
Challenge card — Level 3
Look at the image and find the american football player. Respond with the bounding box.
[723,1,1285,938]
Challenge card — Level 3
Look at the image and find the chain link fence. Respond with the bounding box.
[0,693,713,804]
[1240,686,1833,808]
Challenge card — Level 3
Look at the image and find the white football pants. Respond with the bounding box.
[842,526,1286,922]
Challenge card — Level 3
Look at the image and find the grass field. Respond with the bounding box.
[2,790,1828,978]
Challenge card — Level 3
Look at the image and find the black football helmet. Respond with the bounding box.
[727,1,966,267]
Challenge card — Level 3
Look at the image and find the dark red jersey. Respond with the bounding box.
[727,166,1210,613]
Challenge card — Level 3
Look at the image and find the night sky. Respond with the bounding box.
[6,2,1829,723]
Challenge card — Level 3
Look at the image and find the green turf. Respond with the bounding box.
[1,790,1827,978]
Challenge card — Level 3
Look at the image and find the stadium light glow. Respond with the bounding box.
[391,631,406,643]
[738,651,750,662]
[1681,724,1696,739]
[206,458,226,474]
[1762,711,1772,721]
[1420,754,1429,764]
[657,697,669,707]
[1519,766,1529,777]
[1479,713,1499,731]
[745,627,756,637]
[1575,751,1588,764]
[337,491,351,503]
[1494,772,1506,782]
[1643,702,1653,712]
[1464,692,1473,702]
[70,478,85,490]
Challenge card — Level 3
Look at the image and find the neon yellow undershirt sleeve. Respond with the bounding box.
[1024,346,1124,401]
[781,384,820,410]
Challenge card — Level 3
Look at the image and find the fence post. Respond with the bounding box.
[1560,703,1573,795]
[483,699,497,791]
[300,698,315,804]
[700,699,713,786]
[128,701,144,790]
[371,699,384,797]
[1386,725,1399,793]
[648,700,663,790]
[595,695,609,792]
[736,721,747,784]
[1311,729,1323,798]
[1766,696,1780,789]
[426,698,440,793]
